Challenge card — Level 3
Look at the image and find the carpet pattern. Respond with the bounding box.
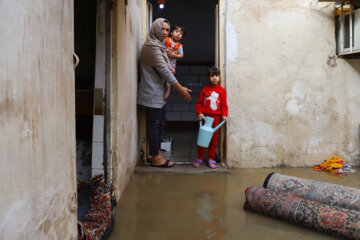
[244,185,360,239]
[78,175,112,240]
[264,172,360,211]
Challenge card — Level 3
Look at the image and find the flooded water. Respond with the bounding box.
[109,168,360,240]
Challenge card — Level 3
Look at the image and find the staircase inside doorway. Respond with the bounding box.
[162,123,198,164]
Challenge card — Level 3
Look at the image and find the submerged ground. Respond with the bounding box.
[108,168,360,240]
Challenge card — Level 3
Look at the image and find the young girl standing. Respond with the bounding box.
[193,66,228,169]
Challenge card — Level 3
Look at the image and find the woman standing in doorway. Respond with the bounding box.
[137,18,191,168]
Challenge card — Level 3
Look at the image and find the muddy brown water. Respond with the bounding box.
[109,168,360,240]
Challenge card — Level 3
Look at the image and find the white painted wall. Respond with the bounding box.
[0,0,77,239]
[226,0,360,167]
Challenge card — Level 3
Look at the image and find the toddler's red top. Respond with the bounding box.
[196,85,228,117]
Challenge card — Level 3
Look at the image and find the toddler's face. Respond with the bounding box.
[171,28,184,42]
[209,74,220,86]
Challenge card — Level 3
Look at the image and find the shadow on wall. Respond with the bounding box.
[344,58,360,74]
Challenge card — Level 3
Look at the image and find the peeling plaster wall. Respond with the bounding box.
[111,0,142,199]
[0,1,77,239]
[226,0,360,167]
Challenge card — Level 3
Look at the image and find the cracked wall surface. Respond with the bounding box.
[225,0,360,167]
[110,0,142,200]
[0,0,77,239]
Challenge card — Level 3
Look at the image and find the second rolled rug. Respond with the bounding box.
[264,172,360,211]
[244,185,360,239]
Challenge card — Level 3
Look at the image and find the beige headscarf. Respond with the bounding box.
[140,18,172,69]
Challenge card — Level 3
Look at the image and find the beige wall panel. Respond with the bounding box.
[0,0,77,239]
[226,0,360,167]
[111,0,143,199]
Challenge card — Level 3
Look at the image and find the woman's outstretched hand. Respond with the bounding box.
[178,86,191,101]
[173,83,191,101]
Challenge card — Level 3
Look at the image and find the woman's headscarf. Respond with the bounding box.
[140,18,172,69]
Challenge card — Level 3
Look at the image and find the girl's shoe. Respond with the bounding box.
[193,159,203,168]
[207,160,218,169]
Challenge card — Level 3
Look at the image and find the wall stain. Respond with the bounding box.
[327,98,337,107]
[327,55,337,68]
[129,13,133,35]
[39,219,51,235]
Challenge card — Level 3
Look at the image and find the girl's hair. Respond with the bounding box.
[208,66,220,77]
[171,24,186,37]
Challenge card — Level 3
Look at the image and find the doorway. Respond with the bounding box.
[74,0,111,182]
[75,0,112,224]
[148,0,224,164]
[74,0,97,182]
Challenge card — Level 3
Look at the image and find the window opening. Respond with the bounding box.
[336,1,360,56]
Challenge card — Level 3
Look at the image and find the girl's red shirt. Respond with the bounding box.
[196,85,228,117]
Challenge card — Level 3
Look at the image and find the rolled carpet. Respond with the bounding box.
[264,172,360,211]
[244,185,360,239]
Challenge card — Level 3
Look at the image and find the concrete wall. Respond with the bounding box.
[110,0,143,199]
[0,1,77,239]
[226,0,360,167]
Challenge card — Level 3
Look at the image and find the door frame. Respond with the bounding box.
[216,0,227,163]
[139,0,153,163]
[139,0,226,163]
[91,0,112,183]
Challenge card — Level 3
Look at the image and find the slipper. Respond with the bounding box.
[193,159,203,168]
[151,159,175,168]
[207,160,218,169]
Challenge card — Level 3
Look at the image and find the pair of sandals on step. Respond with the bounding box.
[193,159,218,169]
